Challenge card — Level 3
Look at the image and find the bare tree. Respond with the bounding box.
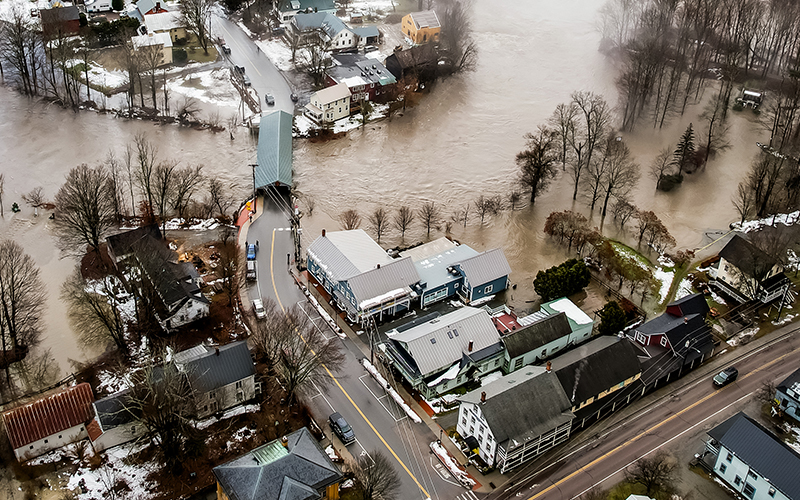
[339,209,362,230]
[598,138,639,219]
[419,202,441,236]
[549,102,579,170]
[438,1,477,74]
[22,187,46,208]
[215,232,241,306]
[205,178,236,219]
[610,198,637,228]
[53,163,116,255]
[180,0,213,55]
[105,151,126,223]
[61,267,130,357]
[568,91,611,200]
[732,182,757,224]
[368,207,389,243]
[473,195,492,224]
[0,7,40,96]
[625,452,677,497]
[171,165,204,220]
[0,173,4,217]
[176,96,201,124]
[0,240,46,384]
[152,160,178,234]
[349,451,402,500]
[516,126,559,206]
[699,91,731,164]
[133,132,158,212]
[508,190,522,210]
[649,147,672,191]
[138,43,166,111]
[394,206,414,238]
[303,30,332,87]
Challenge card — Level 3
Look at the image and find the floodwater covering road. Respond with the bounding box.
[0,0,769,374]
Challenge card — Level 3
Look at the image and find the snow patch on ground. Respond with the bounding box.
[68,441,156,500]
[162,217,222,231]
[196,404,260,430]
[654,267,675,302]
[731,210,800,233]
[167,68,240,110]
[295,103,392,137]
[430,441,475,488]
[362,358,422,423]
[675,278,693,299]
[255,38,295,72]
[726,327,759,347]
[772,313,796,326]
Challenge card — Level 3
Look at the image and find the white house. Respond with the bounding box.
[711,234,790,303]
[174,341,259,419]
[2,383,95,461]
[87,390,146,453]
[143,11,186,42]
[705,412,800,500]
[131,32,174,66]
[274,0,336,23]
[305,82,351,124]
[456,367,574,473]
[291,12,356,51]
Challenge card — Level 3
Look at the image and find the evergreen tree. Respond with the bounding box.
[533,259,591,301]
[112,0,124,11]
[597,301,626,335]
[672,123,695,175]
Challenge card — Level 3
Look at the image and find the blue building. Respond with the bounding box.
[400,238,479,308]
[776,368,800,424]
[454,248,512,304]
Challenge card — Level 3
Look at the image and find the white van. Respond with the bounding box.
[246,261,256,281]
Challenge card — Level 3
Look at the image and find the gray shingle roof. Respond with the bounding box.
[408,10,440,29]
[213,427,342,500]
[391,307,500,376]
[719,234,776,277]
[292,12,348,40]
[501,312,572,358]
[106,225,161,260]
[709,412,800,500]
[460,368,573,448]
[177,341,255,394]
[307,230,392,282]
[256,111,293,189]
[551,337,641,405]
[94,390,137,430]
[457,248,511,287]
[347,256,420,306]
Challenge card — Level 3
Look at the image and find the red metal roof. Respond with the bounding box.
[86,417,103,442]
[2,383,95,449]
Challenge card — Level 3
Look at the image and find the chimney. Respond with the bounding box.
[322,229,326,237]
[480,391,486,403]
[377,263,381,269]
[215,347,220,356]
[546,361,551,372]
[468,340,473,352]
[281,436,288,448]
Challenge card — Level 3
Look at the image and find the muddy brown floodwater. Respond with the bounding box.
[0,0,768,374]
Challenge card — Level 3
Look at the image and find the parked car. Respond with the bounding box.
[246,244,257,260]
[290,92,298,103]
[329,412,355,444]
[221,44,231,55]
[242,73,251,86]
[265,93,275,106]
[252,298,266,319]
[246,261,256,281]
[235,65,245,74]
[713,366,738,387]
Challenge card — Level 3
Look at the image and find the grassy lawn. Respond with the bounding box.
[179,34,219,63]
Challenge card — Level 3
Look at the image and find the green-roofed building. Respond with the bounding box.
[256,111,293,190]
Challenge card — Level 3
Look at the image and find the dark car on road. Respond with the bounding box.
[246,244,257,261]
[713,366,738,387]
[265,93,275,105]
[221,44,231,55]
[329,412,355,444]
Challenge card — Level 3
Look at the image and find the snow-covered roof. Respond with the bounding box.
[132,32,173,49]
[307,229,392,282]
[407,10,440,29]
[144,11,181,33]
[546,298,592,325]
[312,82,351,105]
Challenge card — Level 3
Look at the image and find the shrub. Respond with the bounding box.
[657,173,683,191]
[173,48,188,64]
[598,301,627,335]
[533,258,591,302]
[112,0,124,10]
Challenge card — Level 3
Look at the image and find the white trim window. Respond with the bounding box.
[660,336,668,347]
[635,331,646,344]
[484,285,493,294]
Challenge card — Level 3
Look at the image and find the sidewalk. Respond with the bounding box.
[236,194,264,310]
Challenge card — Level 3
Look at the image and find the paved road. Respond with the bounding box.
[211,15,294,114]
[490,324,800,500]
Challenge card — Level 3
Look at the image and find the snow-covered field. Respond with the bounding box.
[255,38,295,72]
[67,441,157,500]
[731,210,800,233]
[167,68,241,110]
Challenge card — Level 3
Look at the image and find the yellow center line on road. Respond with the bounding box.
[527,349,796,500]
[217,24,263,77]
[269,229,432,499]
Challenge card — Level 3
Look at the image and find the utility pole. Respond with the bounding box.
[249,164,258,214]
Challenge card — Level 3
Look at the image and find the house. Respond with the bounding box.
[326,53,397,104]
[705,412,800,500]
[305,82,352,124]
[383,307,504,399]
[256,110,294,189]
[291,12,356,51]
[213,427,343,500]
[776,368,800,423]
[456,366,574,473]
[143,11,186,42]
[351,26,380,47]
[628,293,714,386]
[274,0,336,23]
[173,341,259,419]
[501,312,572,373]
[306,229,420,323]
[539,297,595,340]
[87,390,146,453]
[2,383,95,461]
[106,226,209,331]
[39,6,81,38]
[550,336,642,428]
[132,32,174,66]
[711,234,790,303]
[453,248,512,304]
[401,11,441,45]
[384,44,438,82]
[399,238,478,308]
[135,0,169,16]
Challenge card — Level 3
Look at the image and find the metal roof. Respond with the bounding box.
[392,307,501,376]
[176,341,255,394]
[399,237,458,262]
[459,368,573,448]
[93,390,138,430]
[408,10,440,29]
[347,256,420,305]
[312,82,351,105]
[412,245,478,293]
[213,427,342,500]
[2,383,94,449]
[456,248,511,287]
[328,53,396,88]
[256,111,294,189]
[709,412,800,500]
[501,312,572,358]
[307,229,392,281]
[292,12,349,40]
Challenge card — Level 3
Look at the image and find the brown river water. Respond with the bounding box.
[0,0,766,375]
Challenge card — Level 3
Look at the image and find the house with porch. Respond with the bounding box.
[306,229,420,324]
[326,53,397,105]
[213,427,343,500]
[456,366,574,473]
[383,307,504,399]
[305,83,351,124]
[705,412,800,500]
[173,341,259,419]
[3,383,95,461]
[87,389,146,453]
[711,234,791,303]
[776,367,800,424]
[274,0,336,23]
[401,10,441,45]
[453,248,511,304]
[399,237,479,308]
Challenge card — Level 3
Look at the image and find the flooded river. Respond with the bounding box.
[0,0,766,373]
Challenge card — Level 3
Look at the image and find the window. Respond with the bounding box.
[719,463,727,473]
[478,426,484,434]
[430,338,436,344]
[748,472,758,481]
[743,483,755,499]
[541,349,547,357]
[514,358,523,370]
[726,452,733,462]
[769,487,776,497]
[453,329,459,336]
[734,475,742,486]
[469,426,474,434]
[478,434,483,444]
[44,439,48,444]
[484,285,493,294]
[494,359,500,367]
[447,331,453,339]
[660,336,668,347]
[635,331,646,344]
[236,380,243,389]
[470,415,475,424]
[461,416,467,426]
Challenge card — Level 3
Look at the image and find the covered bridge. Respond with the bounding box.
[256,111,294,190]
